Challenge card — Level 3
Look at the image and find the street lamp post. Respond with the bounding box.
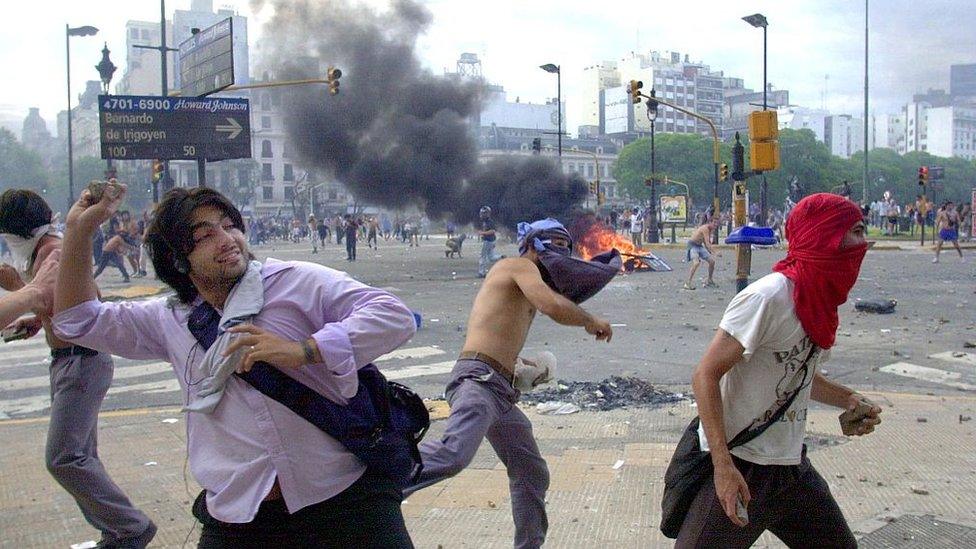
[646,90,660,243]
[539,63,562,160]
[743,12,769,224]
[95,43,117,179]
[65,24,99,208]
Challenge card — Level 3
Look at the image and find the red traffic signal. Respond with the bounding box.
[327,66,342,96]
[917,166,928,186]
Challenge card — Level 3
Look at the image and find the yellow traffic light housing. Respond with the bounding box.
[152,159,164,182]
[747,110,780,171]
[719,163,729,181]
[327,66,342,95]
[629,80,643,104]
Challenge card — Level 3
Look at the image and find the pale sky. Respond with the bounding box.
[2,0,974,137]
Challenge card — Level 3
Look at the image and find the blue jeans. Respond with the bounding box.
[479,240,499,276]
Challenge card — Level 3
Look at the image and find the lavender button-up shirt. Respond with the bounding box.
[53,259,416,523]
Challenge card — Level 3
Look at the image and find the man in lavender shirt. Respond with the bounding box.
[54,185,417,547]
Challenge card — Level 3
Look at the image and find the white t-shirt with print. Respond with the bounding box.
[697,272,828,466]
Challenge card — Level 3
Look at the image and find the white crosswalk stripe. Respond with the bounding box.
[0,344,453,419]
[880,352,976,392]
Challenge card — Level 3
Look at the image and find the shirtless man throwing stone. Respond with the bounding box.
[685,218,721,290]
[404,218,620,549]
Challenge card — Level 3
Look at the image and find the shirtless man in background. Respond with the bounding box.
[684,218,721,290]
[403,218,618,549]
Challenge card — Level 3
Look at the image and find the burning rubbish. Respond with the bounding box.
[521,376,686,412]
[568,214,672,272]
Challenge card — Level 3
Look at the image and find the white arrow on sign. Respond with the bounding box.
[215,117,243,139]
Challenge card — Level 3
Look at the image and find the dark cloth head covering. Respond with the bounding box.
[517,218,621,304]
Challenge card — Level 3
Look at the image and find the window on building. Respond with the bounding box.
[130,28,139,38]
[221,170,231,187]
[262,163,273,181]
[587,164,594,177]
[261,116,271,129]
[261,140,273,158]
[261,93,272,111]
[283,141,293,158]
[141,29,150,39]
[329,189,338,200]
[284,186,294,200]
[262,186,273,201]
[283,164,294,181]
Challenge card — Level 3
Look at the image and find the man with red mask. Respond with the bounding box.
[678,193,882,547]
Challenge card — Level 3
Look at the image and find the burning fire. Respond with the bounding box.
[572,217,653,272]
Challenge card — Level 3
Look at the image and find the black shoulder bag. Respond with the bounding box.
[659,344,817,538]
[188,302,430,489]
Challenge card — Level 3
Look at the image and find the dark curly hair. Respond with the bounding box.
[145,187,247,304]
[0,189,52,238]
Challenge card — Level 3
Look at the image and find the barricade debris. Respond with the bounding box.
[522,376,685,411]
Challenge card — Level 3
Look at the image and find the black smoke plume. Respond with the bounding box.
[253,0,586,228]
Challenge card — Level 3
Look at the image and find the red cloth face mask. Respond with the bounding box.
[772,193,868,349]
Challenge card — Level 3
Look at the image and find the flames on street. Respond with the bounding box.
[569,215,654,272]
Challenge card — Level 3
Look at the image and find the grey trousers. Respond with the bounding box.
[47,351,151,542]
[404,359,550,549]
[479,240,499,276]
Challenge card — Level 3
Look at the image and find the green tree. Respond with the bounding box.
[0,128,50,193]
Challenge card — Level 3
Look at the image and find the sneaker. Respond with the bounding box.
[703,280,718,288]
[932,257,939,263]
[682,282,696,290]
[96,520,157,549]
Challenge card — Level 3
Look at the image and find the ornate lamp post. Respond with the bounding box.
[646,89,660,243]
[95,43,117,178]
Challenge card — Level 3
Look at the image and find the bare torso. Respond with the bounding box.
[461,258,538,368]
[689,225,710,245]
[33,237,71,350]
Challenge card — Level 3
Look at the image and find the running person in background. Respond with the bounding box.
[684,218,720,290]
[933,200,964,263]
[308,214,319,254]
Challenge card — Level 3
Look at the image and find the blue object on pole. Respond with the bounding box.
[412,311,422,329]
[725,226,778,246]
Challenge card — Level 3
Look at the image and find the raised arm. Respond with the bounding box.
[506,258,612,342]
[55,184,126,313]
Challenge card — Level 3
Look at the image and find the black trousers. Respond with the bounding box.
[676,449,856,549]
[193,471,413,548]
[346,237,357,260]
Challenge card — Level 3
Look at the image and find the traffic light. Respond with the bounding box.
[719,163,729,181]
[327,66,342,95]
[532,137,542,154]
[588,181,597,194]
[597,191,606,206]
[918,166,929,186]
[152,159,164,182]
[748,110,780,171]
[629,80,643,104]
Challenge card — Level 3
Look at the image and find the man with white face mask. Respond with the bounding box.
[0,189,156,548]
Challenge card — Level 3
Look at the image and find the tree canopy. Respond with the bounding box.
[613,128,976,212]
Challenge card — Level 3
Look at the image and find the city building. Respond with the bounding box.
[588,50,732,138]
[115,20,176,96]
[723,78,790,140]
[923,105,976,160]
[777,106,828,142]
[950,63,976,103]
[869,113,905,151]
[55,81,103,160]
[824,114,864,159]
[480,87,562,133]
[21,108,58,162]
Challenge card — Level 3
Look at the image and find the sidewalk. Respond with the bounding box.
[1,391,974,548]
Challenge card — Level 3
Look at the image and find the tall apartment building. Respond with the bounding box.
[586,50,728,137]
[869,113,905,151]
[824,114,864,159]
[723,77,790,139]
[950,63,976,103]
[777,106,828,142]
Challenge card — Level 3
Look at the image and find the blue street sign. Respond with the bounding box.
[98,94,251,161]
